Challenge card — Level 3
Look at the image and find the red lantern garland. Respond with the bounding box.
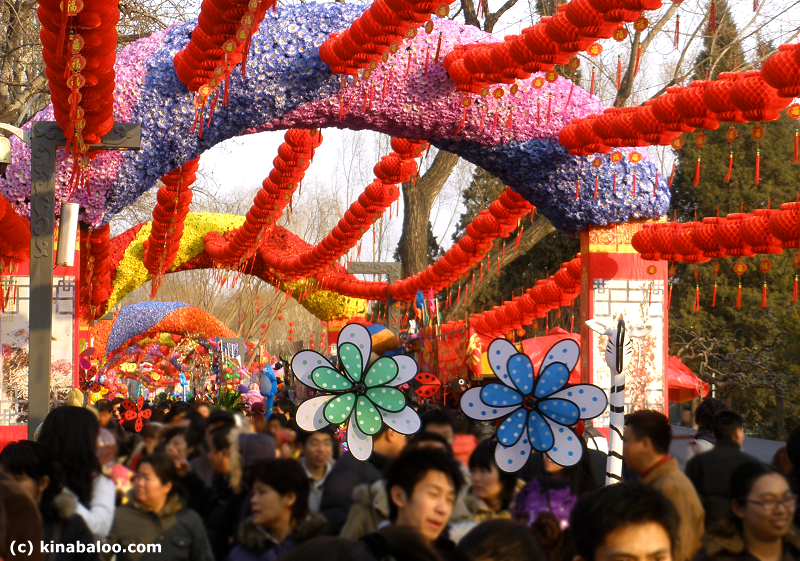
[79,224,111,320]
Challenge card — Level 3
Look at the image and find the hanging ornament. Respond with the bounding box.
[674,14,680,49]
[545,70,559,83]
[532,76,545,88]
[693,133,706,187]
[693,265,700,312]
[669,137,684,186]
[712,260,720,306]
[629,151,642,197]
[788,104,799,164]
[592,156,603,199]
[707,0,716,34]
[759,258,771,308]
[634,16,648,31]
[725,127,737,182]
[610,151,623,194]
[668,264,676,308]
[616,54,622,90]
[793,252,800,303]
[752,125,764,185]
[587,43,603,57]
[733,261,747,309]
[613,27,628,41]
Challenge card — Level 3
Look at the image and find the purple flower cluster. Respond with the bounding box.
[1,3,668,233]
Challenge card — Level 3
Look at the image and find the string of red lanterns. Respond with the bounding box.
[203,129,323,265]
[173,0,275,136]
[39,0,119,187]
[142,158,201,297]
[79,224,111,320]
[319,0,456,77]
[0,195,32,270]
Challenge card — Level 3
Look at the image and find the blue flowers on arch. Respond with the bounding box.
[461,338,607,472]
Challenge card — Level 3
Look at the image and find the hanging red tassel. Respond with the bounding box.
[471,274,475,291]
[668,282,673,309]
[497,254,501,277]
[590,67,596,96]
[755,148,760,185]
[506,107,514,129]
[593,176,599,199]
[480,262,484,281]
[612,172,617,194]
[753,0,757,11]
[668,161,676,186]
[575,178,580,200]
[736,281,742,309]
[693,156,701,186]
[654,170,659,196]
[434,33,443,63]
[457,286,461,303]
[546,93,552,123]
[501,242,506,261]
[793,126,798,164]
[674,15,680,49]
[632,172,637,197]
[693,266,700,312]
[793,275,798,302]
[712,281,718,307]
[634,45,642,77]
[725,150,733,182]
[565,82,575,109]
[616,55,622,90]
[761,281,768,308]
[514,225,523,250]
[424,47,430,74]
[708,0,716,34]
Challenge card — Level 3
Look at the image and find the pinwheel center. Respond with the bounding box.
[353,382,367,396]
[522,395,538,411]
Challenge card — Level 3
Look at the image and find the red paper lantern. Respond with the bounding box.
[650,222,682,261]
[739,209,783,254]
[648,90,695,133]
[673,82,720,130]
[714,213,756,257]
[631,223,660,261]
[690,217,728,258]
[761,44,800,99]
[767,202,800,249]
[728,70,791,122]
[671,223,709,263]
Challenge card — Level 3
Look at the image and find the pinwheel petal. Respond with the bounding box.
[497,409,527,447]
[534,362,571,399]
[540,339,580,376]
[527,410,555,452]
[545,420,584,467]
[538,398,580,426]
[348,418,373,461]
[462,387,520,420]
[549,385,608,419]
[295,395,335,432]
[367,387,405,412]
[508,354,535,395]
[364,357,398,387]
[480,383,523,407]
[494,431,532,472]
[292,351,332,389]
[324,393,355,424]
[487,339,519,388]
[387,355,417,386]
[381,407,421,435]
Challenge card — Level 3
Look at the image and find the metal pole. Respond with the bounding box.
[27,122,141,439]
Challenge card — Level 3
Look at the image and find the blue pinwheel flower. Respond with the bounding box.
[461,338,607,471]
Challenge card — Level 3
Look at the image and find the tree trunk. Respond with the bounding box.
[444,213,554,321]
[776,390,786,441]
[397,150,459,277]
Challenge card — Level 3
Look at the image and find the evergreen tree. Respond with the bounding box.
[668,12,800,438]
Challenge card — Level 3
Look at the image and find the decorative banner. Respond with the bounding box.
[460,338,607,472]
[292,323,420,461]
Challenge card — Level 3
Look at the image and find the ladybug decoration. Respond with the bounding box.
[414,372,442,398]
[121,396,152,432]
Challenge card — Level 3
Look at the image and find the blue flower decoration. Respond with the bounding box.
[461,338,607,471]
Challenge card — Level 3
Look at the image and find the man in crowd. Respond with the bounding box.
[384,446,464,558]
[685,409,758,527]
[297,426,338,513]
[420,409,457,448]
[320,427,408,535]
[623,410,704,561]
[571,482,679,561]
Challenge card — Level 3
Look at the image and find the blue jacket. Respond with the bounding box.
[227,514,326,561]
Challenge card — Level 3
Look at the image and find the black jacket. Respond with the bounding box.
[685,439,759,528]
[694,521,800,561]
[319,451,390,535]
[42,490,99,561]
[106,493,213,561]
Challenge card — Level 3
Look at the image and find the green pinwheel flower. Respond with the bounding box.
[292,324,419,460]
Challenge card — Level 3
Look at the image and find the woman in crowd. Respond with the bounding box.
[0,440,98,561]
[228,458,325,561]
[38,406,116,540]
[697,462,799,561]
[106,453,212,561]
[466,440,519,521]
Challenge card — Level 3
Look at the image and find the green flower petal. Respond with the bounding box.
[364,357,398,387]
[338,342,364,382]
[312,367,353,391]
[354,396,383,435]
[367,387,406,412]
[324,393,355,424]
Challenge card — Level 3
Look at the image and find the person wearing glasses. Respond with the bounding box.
[696,462,799,561]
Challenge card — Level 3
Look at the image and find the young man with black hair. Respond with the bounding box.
[571,482,679,561]
[384,446,465,557]
[297,426,339,512]
[687,397,729,459]
[685,409,758,528]
[420,408,457,447]
[320,427,408,535]
[623,410,704,561]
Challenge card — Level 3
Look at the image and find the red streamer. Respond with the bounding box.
[694,156,701,187]
[755,148,761,185]
[674,15,680,49]
[668,161,676,186]
[593,176,599,199]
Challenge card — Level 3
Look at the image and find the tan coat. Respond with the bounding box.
[641,458,705,561]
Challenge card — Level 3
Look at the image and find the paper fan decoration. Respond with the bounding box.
[121,396,152,432]
[461,338,607,472]
[415,372,442,398]
[292,323,420,461]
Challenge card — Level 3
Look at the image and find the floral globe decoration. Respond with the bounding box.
[292,323,420,460]
[461,338,607,471]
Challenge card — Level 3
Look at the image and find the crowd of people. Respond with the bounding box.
[0,392,796,561]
